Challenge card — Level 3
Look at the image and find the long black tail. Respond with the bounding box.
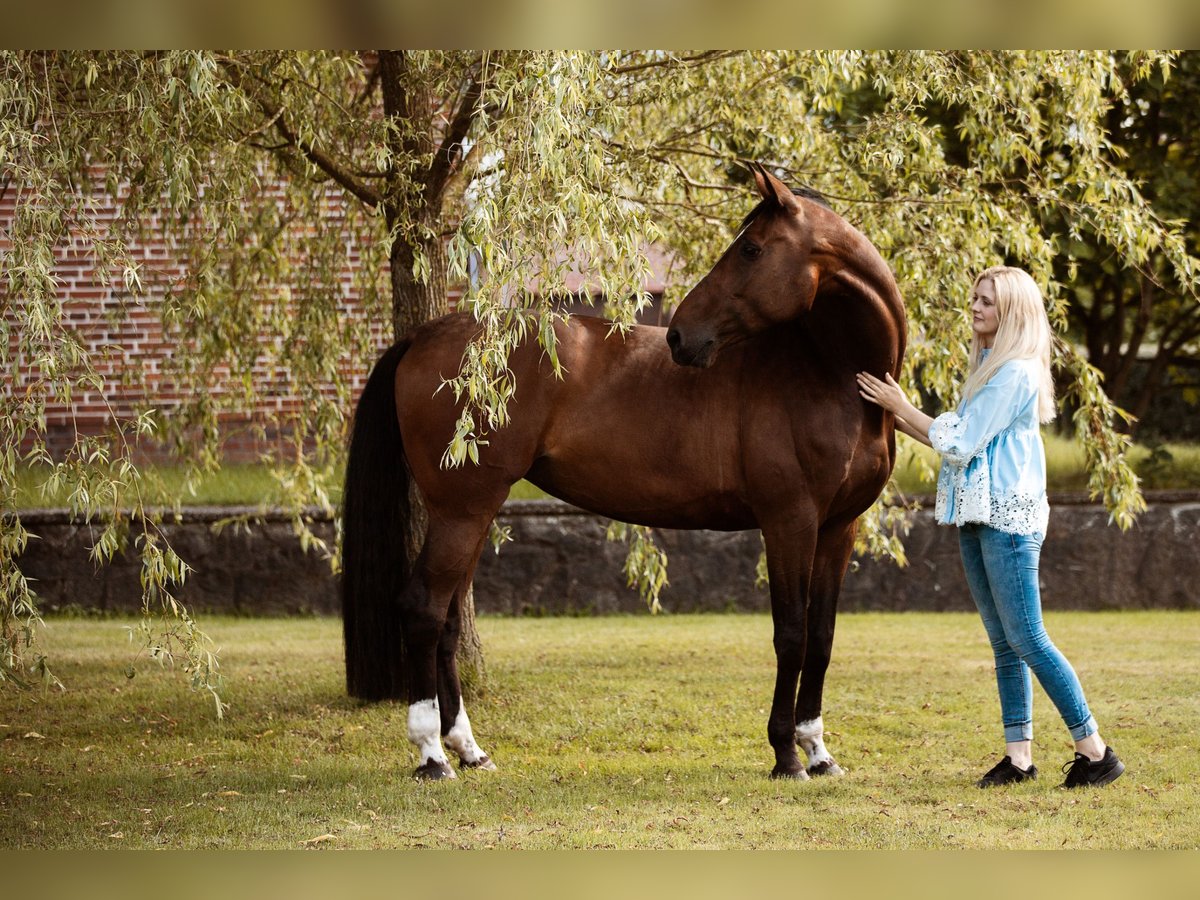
[342,340,413,701]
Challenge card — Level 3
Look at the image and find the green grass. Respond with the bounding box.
[11,462,296,509]
[10,463,554,509]
[13,436,1200,510]
[2,612,1196,848]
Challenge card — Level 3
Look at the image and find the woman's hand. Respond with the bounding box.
[857,371,935,446]
[856,371,910,415]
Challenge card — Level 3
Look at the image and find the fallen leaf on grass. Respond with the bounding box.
[217,790,242,797]
[717,797,730,806]
[108,832,124,839]
[300,834,337,847]
[24,732,45,740]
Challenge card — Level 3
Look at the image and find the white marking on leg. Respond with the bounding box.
[443,703,491,767]
[796,716,834,768]
[408,698,452,772]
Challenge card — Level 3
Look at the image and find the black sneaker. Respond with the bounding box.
[977,755,1038,787]
[1062,746,1125,788]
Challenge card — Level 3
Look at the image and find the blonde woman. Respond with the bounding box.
[856,266,1125,789]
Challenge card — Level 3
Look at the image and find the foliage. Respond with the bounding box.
[1,613,1196,848]
[894,432,1200,493]
[1055,50,1200,434]
[4,51,1196,698]
[605,522,670,613]
[1,52,381,706]
[16,435,1200,513]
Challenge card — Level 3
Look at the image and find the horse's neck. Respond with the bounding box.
[814,245,905,375]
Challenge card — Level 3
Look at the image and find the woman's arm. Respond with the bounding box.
[856,372,934,439]
[894,414,933,448]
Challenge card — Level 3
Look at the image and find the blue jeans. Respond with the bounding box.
[958,523,1098,743]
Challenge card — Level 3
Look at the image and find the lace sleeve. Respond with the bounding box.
[928,362,1036,466]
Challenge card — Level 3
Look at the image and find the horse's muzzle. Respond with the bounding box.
[666,327,715,368]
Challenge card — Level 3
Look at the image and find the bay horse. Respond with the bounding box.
[341,164,906,780]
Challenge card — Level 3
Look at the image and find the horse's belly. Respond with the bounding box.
[526,457,756,531]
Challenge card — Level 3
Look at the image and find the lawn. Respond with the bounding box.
[2,611,1196,849]
[12,435,1200,511]
[10,461,549,508]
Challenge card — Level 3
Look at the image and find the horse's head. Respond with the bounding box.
[667,164,832,368]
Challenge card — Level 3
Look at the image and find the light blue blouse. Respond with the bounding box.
[926,352,1049,535]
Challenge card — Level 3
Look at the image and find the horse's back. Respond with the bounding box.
[390,312,746,525]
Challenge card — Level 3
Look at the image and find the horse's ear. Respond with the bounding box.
[751,163,801,215]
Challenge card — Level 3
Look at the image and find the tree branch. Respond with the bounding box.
[264,101,383,208]
[426,72,483,204]
[219,56,384,208]
[611,51,736,76]
[354,52,381,107]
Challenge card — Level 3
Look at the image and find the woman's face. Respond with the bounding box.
[971,278,1000,347]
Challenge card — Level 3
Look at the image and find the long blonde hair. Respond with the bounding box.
[961,266,1056,424]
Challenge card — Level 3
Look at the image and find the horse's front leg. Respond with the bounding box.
[795,519,857,777]
[761,515,819,780]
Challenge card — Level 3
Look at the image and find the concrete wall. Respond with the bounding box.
[12,492,1200,616]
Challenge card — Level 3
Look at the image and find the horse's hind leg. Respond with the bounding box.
[437,542,497,771]
[795,518,857,777]
[402,513,495,780]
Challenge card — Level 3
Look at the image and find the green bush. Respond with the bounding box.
[892,433,1200,496]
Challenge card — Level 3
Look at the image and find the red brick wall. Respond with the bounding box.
[2,179,467,462]
[4,176,675,464]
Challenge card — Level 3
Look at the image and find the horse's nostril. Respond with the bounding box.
[666,328,681,351]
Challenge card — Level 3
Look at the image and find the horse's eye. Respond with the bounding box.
[740,240,762,261]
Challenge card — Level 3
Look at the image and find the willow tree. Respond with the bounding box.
[1052,51,1200,433]
[2,51,1192,710]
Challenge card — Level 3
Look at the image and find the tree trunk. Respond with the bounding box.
[389,227,448,338]
[380,50,487,698]
[1108,272,1155,406]
[387,229,488,698]
[1128,348,1173,437]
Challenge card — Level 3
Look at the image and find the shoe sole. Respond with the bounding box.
[977,769,1037,788]
[1092,759,1126,787]
[977,775,1037,788]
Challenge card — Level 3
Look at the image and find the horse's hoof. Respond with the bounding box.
[414,759,456,781]
[807,759,845,778]
[461,755,498,771]
[770,764,811,781]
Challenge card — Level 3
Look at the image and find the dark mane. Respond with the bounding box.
[738,186,832,232]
